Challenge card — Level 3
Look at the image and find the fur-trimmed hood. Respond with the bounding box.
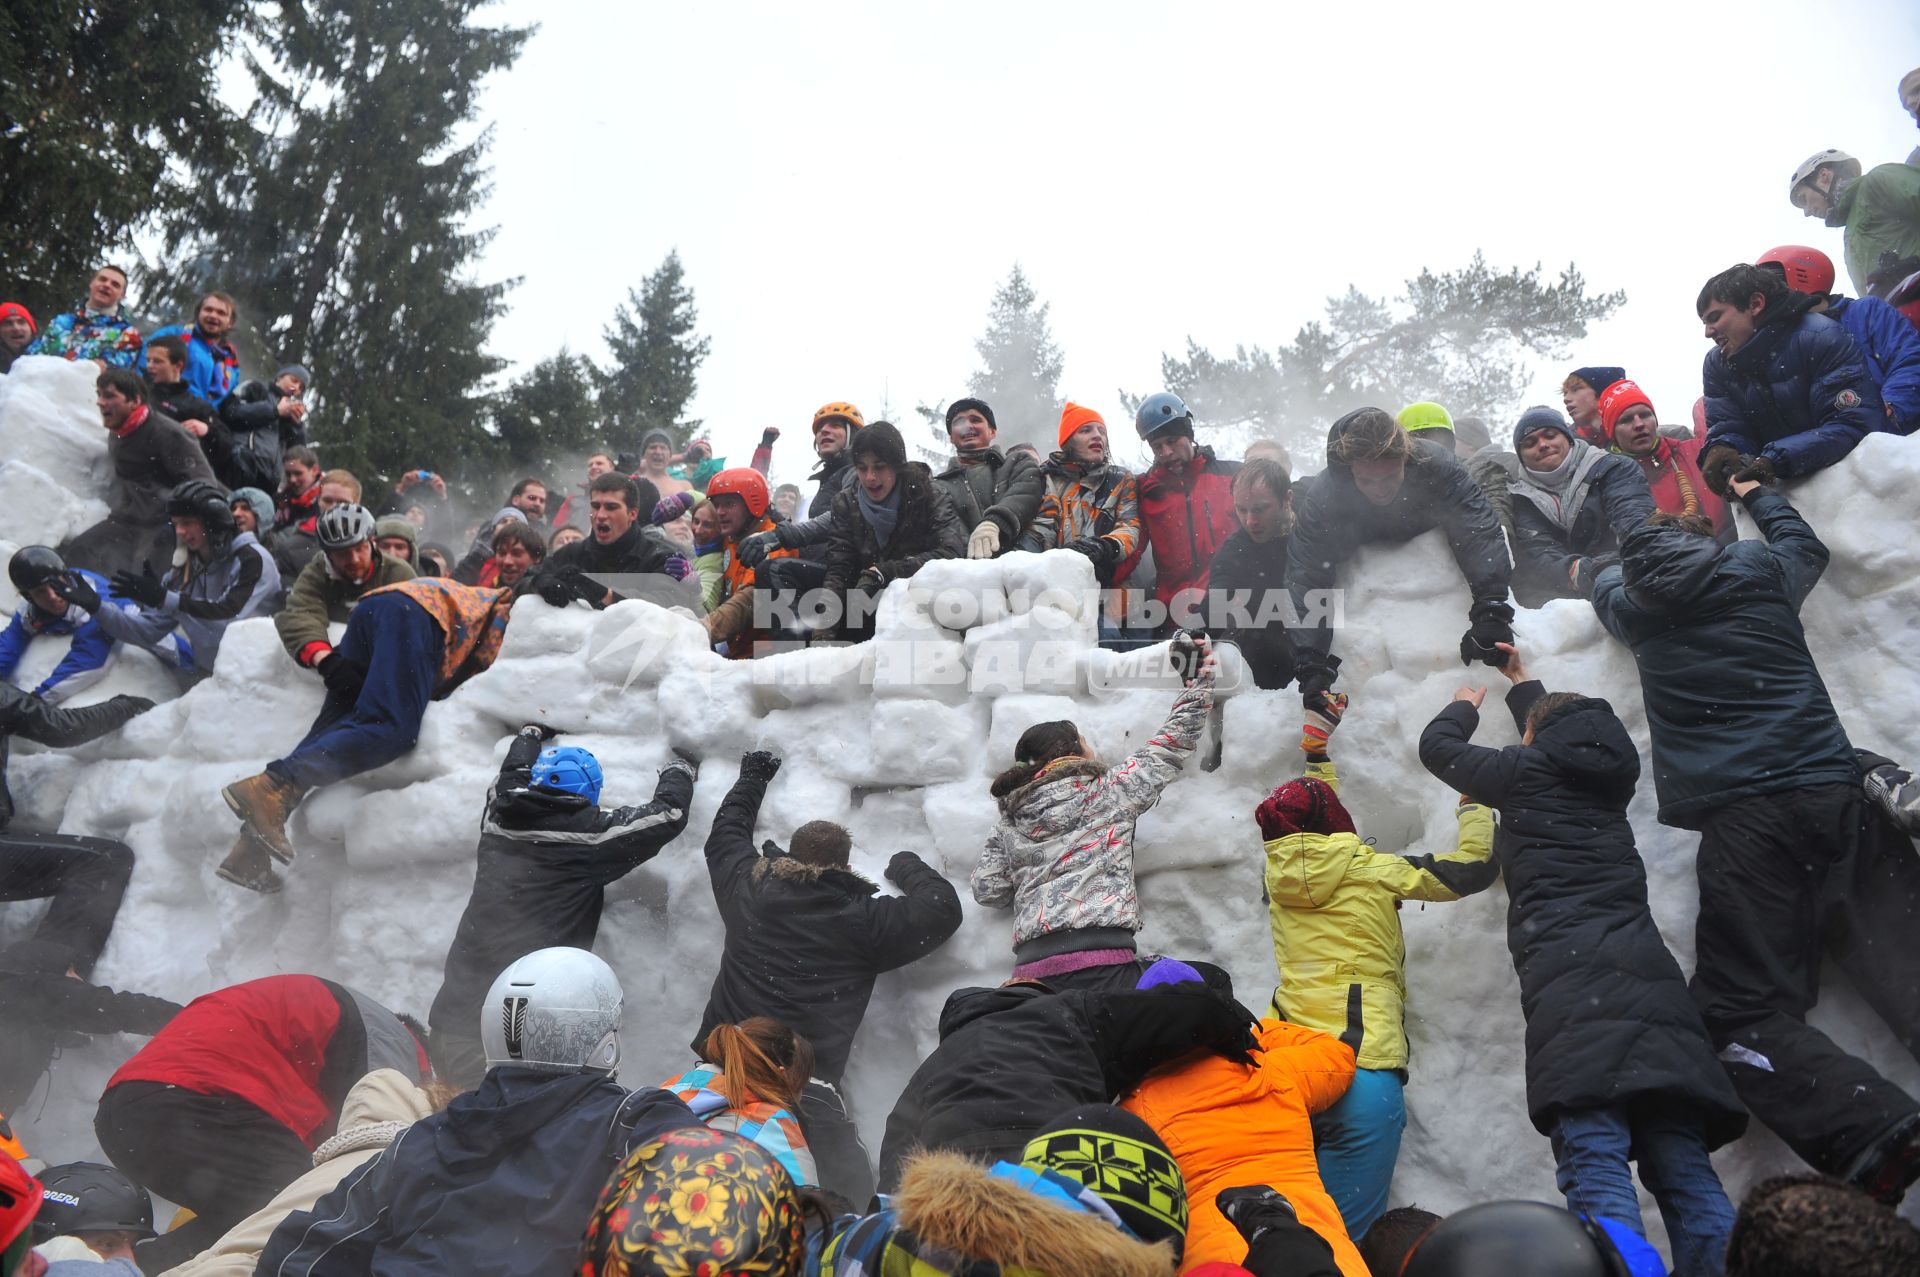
[893,1151,1177,1277]
[750,853,878,896]
[995,757,1108,818]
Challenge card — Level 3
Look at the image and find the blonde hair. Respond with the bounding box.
[319,468,362,500]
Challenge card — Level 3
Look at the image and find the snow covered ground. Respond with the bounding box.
[4,354,1918,1236]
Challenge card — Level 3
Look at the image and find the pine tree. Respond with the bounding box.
[961,264,1065,452]
[596,250,711,454]
[1125,254,1625,459]
[151,0,529,486]
[0,0,247,315]
[491,350,604,480]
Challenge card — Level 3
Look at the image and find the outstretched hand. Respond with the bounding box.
[1494,642,1527,683]
[739,749,782,783]
[1453,686,1487,708]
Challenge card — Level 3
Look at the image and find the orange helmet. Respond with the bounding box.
[705,467,770,518]
[811,402,864,434]
[1756,245,1836,296]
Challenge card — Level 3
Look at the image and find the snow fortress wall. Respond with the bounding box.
[4,354,1918,1225]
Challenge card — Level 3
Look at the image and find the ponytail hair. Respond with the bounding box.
[699,1017,814,1114]
[990,719,1084,799]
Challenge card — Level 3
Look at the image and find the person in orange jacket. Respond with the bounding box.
[1121,960,1369,1277]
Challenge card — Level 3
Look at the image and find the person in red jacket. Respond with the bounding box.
[1133,392,1240,631]
[92,974,429,1272]
[1598,381,1732,543]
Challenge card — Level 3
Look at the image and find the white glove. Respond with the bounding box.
[967,520,1001,560]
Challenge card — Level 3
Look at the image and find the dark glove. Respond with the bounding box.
[520,723,558,741]
[317,652,367,698]
[1459,616,1514,668]
[885,851,926,884]
[759,427,781,446]
[1294,650,1341,704]
[662,554,692,581]
[1067,536,1118,566]
[855,567,885,594]
[535,564,599,609]
[1216,1186,1298,1239]
[1199,993,1262,1067]
[53,571,102,613]
[759,839,788,860]
[740,749,782,782]
[118,696,157,715]
[736,529,783,568]
[1732,454,1778,487]
[1698,443,1744,498]
[651,492,697,525]
[110,561,167,609]
[1215,1187,1339,1274]
[1573,552,1620,594]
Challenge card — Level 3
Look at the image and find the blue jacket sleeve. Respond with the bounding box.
[1740,488,1829,611]
[1701,351,1759,457]
[35,620,115,700]
[1764,324,1876,476]
[0,612,29,682]
[1856,297,1920,434]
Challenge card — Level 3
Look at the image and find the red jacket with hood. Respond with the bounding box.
[1136,447,1241,610]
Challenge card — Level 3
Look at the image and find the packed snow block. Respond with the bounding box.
[894,565,1000,635]
[0,357,110,498]
[869,633,971,703]
[997,549,1097,624]
[0,462,107,550]
[654,663,762,755]
[919,779,998,874]
[342,769,490,870]
[864,699,981,787]
[747,641,872,711]
[583,598,714,691]
[964,607,1090,696]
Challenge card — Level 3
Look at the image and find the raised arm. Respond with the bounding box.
[860,852,964,971]
[704,752,779,925]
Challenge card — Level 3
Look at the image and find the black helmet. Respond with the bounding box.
[1134,392,1195,441]
[7,546,65,594]
[166,480,236,534]
[1402,1201,1649,1277]
[31,1163,155,1242]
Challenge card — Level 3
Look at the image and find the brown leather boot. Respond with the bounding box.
[215,833,284,895]
[221,771,307,865]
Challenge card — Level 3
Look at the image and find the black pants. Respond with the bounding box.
[95,1081,315,1275]
[801,1080,875,1209]
[1690,783,1920,1174]
[0,832,134,977]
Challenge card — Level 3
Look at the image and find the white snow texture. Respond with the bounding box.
[4,355,1918,1235]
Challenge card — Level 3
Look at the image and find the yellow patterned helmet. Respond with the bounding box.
[580,1126,804,1277]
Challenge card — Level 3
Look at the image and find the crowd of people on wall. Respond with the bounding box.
[1,64,1919,1277]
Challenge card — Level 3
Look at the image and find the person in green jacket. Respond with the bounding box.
[272,502,415,683]
[1791,151,1920,296]
[1257,692,1496,1240]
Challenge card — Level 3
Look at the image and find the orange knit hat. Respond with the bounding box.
[1058,401,1105,448]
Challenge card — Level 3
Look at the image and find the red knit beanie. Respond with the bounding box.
[1058,401,1105,448]
[1597,379,1654,443]
[0,303,35,336]
[1255,777,1356,839]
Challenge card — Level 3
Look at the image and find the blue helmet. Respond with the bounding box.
[1134,392,1194,440]
[530,745,604,804]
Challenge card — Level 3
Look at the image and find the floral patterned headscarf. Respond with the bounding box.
[581,1126,804,1277]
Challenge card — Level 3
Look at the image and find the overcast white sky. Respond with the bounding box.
[474,0,1920,479]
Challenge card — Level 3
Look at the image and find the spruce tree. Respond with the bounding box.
[963,264,1065,451]
[153,0,529,485]
[492,350,605,480]
[0,0,246,315]
[596,250,711,454]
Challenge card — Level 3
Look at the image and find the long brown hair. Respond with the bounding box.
[700,1018,814,1113]
[990,719,1084,799]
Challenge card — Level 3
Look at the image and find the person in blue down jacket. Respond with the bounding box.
[1590,476,1920,1207]
[1694,263,1883,493]
[1756,244,1920,435]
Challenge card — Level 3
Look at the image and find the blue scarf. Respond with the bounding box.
[856,482,903,550]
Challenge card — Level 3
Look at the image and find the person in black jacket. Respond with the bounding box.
[142,335,233,481]
[1286,408,1514,710]
[693,749,960,1205]
[736,401,865,597]
[820,422,967,641]
[218,365,310,492]
[537,471,694,611]
[427,725,695,1087]
[0,938,179,1112]
[1417,647,1744,1276]
[875,975,1259,1194]
[1203,457,1295,689]
[1593,480,1920,1203]
[0,683,151,984]
[1502,406,1656,606]
[932,398,1046,559]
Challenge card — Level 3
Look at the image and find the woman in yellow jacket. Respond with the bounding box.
[1258,694,1495,1240]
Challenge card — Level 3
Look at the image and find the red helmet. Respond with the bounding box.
[704,467,770,519]
[0,1154,44,1255]
[1756,245,1836,296]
